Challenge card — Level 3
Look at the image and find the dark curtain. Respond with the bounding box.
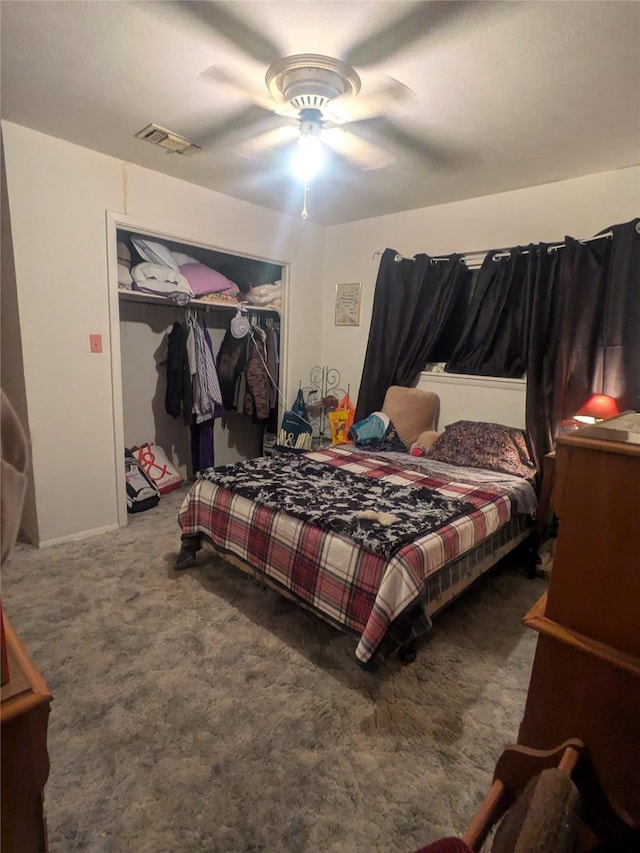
[445,248,534,377]
[526,218,640,468]
[597,218,640,412]
[357,220,639,467]
[524,245,560,470]
[551,235,610,434]
[355,250,470,421]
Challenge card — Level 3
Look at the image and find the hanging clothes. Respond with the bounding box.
[190,419,216,474]
[216,329,248,410]
[165,321,194,425]
[243,325,270,420]
[191,316,223,472]
[164,311,224,473]
[188,315,223,423]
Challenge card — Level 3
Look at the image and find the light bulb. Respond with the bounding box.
[292,134,325,182]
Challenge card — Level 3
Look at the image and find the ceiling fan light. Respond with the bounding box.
[292,134,325,182]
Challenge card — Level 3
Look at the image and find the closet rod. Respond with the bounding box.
[373,230,614,265]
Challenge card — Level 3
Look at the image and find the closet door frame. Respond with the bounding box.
[105,210,290,527]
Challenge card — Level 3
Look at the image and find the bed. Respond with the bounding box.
[175,391,538,668]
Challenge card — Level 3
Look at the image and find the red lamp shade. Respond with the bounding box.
[574,394,619,423]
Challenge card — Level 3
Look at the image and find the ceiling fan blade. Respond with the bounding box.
[238,125,299,159]
[344,1,480,68]
[324,78,411,124]
[322,128,394,171]
[360,116,476,172]
[199,65,300,119]
[195,104,283,150]
[160,1,282,66]
[199,64,284,114]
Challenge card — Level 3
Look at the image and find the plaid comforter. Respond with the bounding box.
[178,447,527,664]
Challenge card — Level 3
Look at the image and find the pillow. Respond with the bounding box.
[381,386,440,448]
[131,236,179,270]
[427,420,537,481]
[131,262,193,302]
[170,250,199,267]
[117,241,133,288]
[117,241,131,265]
[179,263,238,296]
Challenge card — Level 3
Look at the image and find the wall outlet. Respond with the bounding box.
[89,334,102,353]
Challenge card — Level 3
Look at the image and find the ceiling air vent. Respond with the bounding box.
[134,124,201,155]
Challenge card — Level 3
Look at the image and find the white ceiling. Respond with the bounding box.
[2,1,639,226]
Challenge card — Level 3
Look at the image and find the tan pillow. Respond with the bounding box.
[381,386,440,448]
[415,430,441,452]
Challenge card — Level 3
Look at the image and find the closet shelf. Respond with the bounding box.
[117,289,280,314]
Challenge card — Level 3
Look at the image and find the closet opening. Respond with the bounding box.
[107,214,287,527]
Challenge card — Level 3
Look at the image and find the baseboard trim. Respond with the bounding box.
[38,522,120,549]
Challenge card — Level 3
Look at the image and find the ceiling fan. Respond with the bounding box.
[198,52,411,217]
[251,53,407,165]
[145,1,488,216]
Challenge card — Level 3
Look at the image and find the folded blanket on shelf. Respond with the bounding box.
[246,282,281,305]
[131,262,193,303]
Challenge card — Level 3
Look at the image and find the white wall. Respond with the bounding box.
[321,166,640,407]
[2,121,324,544]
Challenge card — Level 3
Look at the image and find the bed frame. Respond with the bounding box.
[175,390,538,666]
[175,515,534,667]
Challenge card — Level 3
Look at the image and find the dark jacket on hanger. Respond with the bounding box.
[244,326,270,420]
[216,329,248,411]
[165,321,193,425]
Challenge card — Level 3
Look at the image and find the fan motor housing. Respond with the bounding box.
[266,54,361,110]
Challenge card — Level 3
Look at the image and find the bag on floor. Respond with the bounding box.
[124,450,160,513]
[329,392,356,446]
[275,388,313,452]
[133,443,184,494]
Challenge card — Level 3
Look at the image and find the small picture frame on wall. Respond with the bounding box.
[335,282,362,326]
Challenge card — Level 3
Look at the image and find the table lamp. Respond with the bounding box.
[574,394,619,425]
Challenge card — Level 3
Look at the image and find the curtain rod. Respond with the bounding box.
[373,230,614,264]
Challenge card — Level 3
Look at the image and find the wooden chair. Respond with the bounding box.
[462,739,584,852]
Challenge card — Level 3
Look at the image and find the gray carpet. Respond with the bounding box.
[3,486,546,852]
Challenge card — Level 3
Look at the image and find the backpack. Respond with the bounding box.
[125,449,160,513]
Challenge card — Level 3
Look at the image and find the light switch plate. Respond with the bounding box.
[89,334,102,353]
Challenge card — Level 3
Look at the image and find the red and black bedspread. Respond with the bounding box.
[178,447,526,664]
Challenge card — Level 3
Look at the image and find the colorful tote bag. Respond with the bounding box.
[329,392,356,445]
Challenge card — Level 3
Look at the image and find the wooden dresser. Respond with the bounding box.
[518,412,640,843]
[1,614,52,853]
